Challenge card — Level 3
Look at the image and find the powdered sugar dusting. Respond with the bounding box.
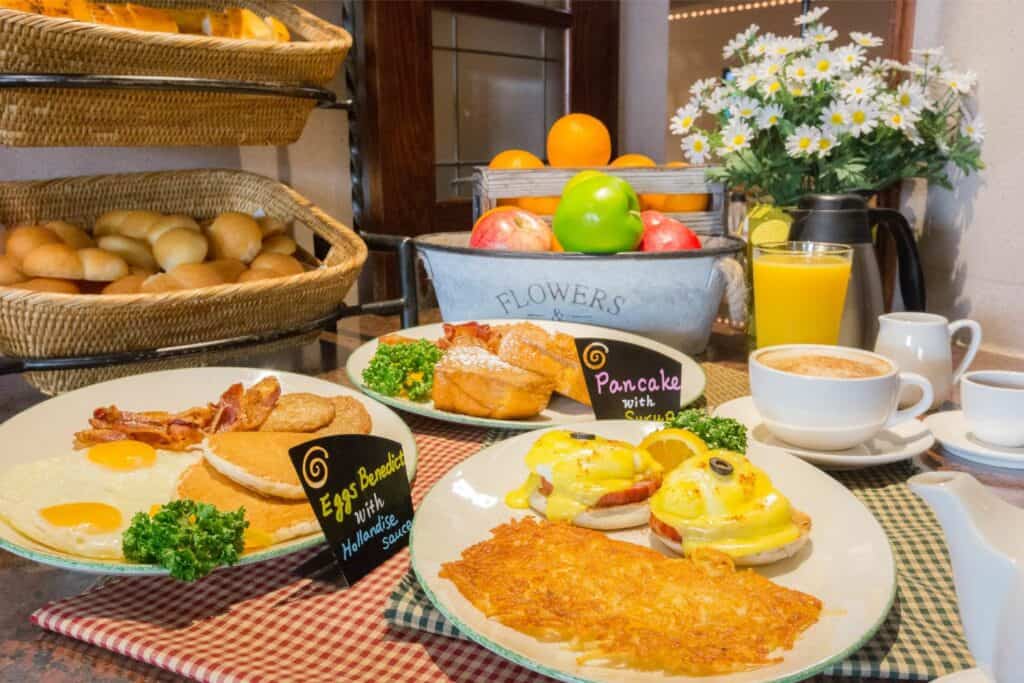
[440,345,518,372]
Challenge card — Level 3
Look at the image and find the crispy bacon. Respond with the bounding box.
[437,322,493,350]
[210,377,281,432]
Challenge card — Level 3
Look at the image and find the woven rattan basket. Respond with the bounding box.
[0,1,352,146]
[0,169,367,364]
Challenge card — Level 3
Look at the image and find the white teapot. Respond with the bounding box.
[909,472,1024,682]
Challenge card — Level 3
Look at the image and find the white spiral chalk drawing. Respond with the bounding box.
[301,446,330,489]
[582,342,609,371]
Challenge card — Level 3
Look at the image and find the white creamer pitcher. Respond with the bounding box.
[874,312,981,409]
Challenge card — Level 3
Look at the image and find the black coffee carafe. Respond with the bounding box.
[789,194,926,349]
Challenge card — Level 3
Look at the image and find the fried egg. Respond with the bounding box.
[0,441,200,559]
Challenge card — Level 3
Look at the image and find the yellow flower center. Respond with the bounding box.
[693,140,705,151]
[769,115,778,124]
[818,139,832,150]
[798,138,812,150]
[732,134,747,146]
[899,93,911,106]
[852,111,866,124]
[816,59,831,72]
[767,81,781,93]
[831,113,845,125]
[682,116,693,127]
[892,114,903,125]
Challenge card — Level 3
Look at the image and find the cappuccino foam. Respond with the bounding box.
[759,351,890,379]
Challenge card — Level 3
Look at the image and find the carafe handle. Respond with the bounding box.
[949,319,982,383]
[869,208,927,311]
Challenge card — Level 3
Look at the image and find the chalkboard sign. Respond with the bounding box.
[289,434,414,586]
[575,338,684,422]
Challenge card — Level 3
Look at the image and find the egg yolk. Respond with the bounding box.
[244,528,274,550]
[40,502,122,533]
[87,440,157,471]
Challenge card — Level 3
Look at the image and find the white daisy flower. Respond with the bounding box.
[789,83,809,97]
[760,78,784,99]
[669,104,701,135]
[757,58,784,79]
[732,65,762,90]
[738,23,760,42]
[866,57,897,75]
[911,46,944,59]
[787,57,814,82]
[816,127,840,157]
[794,6,828,25]
[835,44,866,71]
[961,115,985,144]
[895,81,927,113]
[689,77,718,98]
[810,49,837,80]
[841,75,880,101]
[769,36,809,57]
[786,125,820,157]
[750,33,776,58]
[681,133,711,164]
[850,31,883,48]
[723,35,746,59]
[821,101,850,130]
[942,70,977,94]
[807,24,838,44]
[846,101,880,137]
[883,108,920,135]
[756,103,784,130]
[729,96,760,119]
[704,89,729,114]
[719,120,754,154]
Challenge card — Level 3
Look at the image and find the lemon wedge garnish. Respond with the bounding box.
[749,218,791,246]
[638,429,708,473]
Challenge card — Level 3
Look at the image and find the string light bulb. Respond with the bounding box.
[668,0,801,22]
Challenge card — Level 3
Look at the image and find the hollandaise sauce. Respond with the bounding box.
[649,450,802,558]
[505,431,662,521]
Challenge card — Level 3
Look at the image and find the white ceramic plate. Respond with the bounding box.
[0,367,418,575]
[925,410,1024,469]
[411,420,895,683]
[715,396,935,470]
[346,319,706,430]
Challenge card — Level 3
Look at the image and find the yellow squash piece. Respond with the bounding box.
[264,15,289,42]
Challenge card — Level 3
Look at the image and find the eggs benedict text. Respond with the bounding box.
[505,430,663,530]
[649,449,810,565]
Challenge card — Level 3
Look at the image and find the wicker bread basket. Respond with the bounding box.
[0,169,367,363]
[0,1,352,146]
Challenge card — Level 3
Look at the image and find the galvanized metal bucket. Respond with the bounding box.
[415,232,746,355]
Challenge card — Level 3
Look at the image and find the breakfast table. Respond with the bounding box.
[1,311,1019,683]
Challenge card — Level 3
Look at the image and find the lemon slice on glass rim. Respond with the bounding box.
[639,428,708,472]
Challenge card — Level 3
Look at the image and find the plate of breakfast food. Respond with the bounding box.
[411,418,895,682]
[0,367,417,578]
[346,320,706,430]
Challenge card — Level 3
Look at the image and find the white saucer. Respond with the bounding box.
[924,410,1024,469]
[714,396,935,470]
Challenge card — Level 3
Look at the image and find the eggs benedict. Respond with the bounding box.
[648,449,810,565]
[505,430,663,530]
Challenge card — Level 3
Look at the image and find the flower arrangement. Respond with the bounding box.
[670,5,984,206]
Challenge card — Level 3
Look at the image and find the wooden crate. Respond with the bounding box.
[472,166,728,235]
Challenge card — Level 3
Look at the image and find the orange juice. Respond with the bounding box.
[753,249,852,348]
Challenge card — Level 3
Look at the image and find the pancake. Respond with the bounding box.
[259,393,335,432]
[201,432,313,499]
[315,396,373,436]
[175,460,318,546]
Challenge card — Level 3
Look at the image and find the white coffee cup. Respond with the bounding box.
[961,370,1024,447]
[749,344,934,451]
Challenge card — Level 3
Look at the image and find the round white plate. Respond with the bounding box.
[715,396,935,470]
[346,319,706,430]
[925,410,1024,469]
[0,367,418,575]
[411,420,895,683]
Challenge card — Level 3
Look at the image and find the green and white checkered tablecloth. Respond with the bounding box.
[385,365,975,680]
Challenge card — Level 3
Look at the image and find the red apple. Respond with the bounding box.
[470,208,553,251]
[639,210,701,252]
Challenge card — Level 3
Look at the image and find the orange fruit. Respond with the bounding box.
[550,235,565,252]
[655,161,711,213]
[546,113,612,168]
[488,150,558,211]
[610,154,660,210]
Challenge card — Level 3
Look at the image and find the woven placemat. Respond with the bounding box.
[385,364,975,680]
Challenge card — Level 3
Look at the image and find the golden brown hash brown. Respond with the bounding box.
[439,518,822,676]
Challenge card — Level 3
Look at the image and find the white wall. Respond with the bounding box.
[911,0,1024,356]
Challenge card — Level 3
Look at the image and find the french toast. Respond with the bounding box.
[492,323,591,406]
[432,345,555,419]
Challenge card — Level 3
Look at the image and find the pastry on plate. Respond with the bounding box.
[493,323,590,406]
[432,345,555,419]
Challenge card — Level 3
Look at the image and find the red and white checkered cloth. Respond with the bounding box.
[31,417,550,683]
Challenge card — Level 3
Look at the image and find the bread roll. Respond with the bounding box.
[130,265,156,277]
[140,273,184,293]
[44,221,95,249]
[21,243,84,280]
[102,273,148,295]
[97,235,159,271]
[5,225,61,264]
[260,234,297,256]
[147,214,201,245]
[237,268,280,283]
[207,258,246,283]
[79,248,130,282]
[167,263,226,289]
[257,215,288,237]
[16,278,81,294]
[115,210,163,240]
[93,210,132,237]
[250,252,303,277]
[153,228,208,272]
[207,212,262,264]
[0,254,24,286]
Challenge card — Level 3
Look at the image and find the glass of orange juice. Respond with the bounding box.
[752,241,853,348]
